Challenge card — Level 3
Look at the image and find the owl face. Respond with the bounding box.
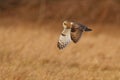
[63,20,73,29]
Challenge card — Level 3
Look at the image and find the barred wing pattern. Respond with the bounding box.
[71,27,83,43]
[57,29,71,49]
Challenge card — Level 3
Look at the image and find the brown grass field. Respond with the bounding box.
[0,0,120,80]
[0,23,120,80]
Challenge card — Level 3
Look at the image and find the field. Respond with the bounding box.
[0,0,120,80]
[0,22,120,80]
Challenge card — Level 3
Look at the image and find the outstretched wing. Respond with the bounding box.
[71,24,83,43]
[57,29,71,49]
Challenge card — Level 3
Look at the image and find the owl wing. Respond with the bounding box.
[57,29,71,49]
[71,24,83,43]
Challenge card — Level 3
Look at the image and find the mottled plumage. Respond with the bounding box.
[57,20,92,49]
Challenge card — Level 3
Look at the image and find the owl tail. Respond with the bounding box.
[84,27,92,32]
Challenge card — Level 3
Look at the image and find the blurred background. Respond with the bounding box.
[0,0,120,24]
[0,0,120,80]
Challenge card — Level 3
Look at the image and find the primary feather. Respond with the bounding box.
[71,27,83,43]
[71,22,92,43]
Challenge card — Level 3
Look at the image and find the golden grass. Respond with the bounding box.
[0,0,120,24]
[0,23,120,80]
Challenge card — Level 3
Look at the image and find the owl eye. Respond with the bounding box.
[64,22,67,25]
[71,22,74,25]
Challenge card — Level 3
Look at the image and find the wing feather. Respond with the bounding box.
[71,25,83,43]
[57,29,71,49]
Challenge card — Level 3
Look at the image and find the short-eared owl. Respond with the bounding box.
[57,20,92,49]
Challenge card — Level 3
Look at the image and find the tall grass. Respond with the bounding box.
[0,0,120,24]
[0,24,120,80]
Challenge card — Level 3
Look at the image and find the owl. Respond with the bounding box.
[57,20,92,49]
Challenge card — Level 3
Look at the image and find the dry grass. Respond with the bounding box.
[0,23,120,80]
[0,0,120,24]
[0,0,120,80]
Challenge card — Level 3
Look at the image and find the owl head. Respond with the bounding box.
[63,20,73,29]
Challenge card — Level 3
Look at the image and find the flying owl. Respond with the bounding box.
[57,20,92,49]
